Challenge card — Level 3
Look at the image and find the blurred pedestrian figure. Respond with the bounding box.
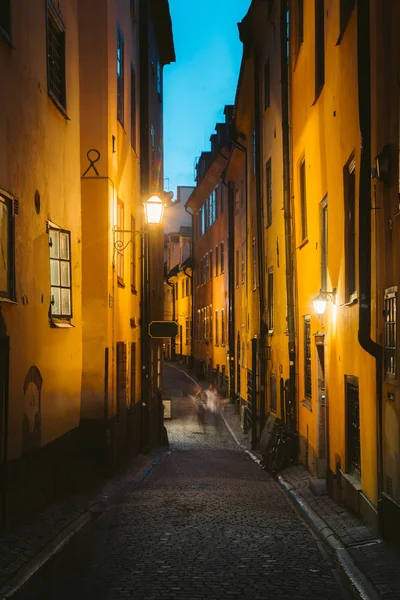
[194,385,206,428]
[205,384,221,431]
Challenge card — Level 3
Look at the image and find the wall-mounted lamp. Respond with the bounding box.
[313,288,336,316]
[143,194,165,225]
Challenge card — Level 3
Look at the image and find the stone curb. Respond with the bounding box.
[0,449,170,599]
[275,474,380,600]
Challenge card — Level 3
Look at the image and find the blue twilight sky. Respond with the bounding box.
[164,0,251,198]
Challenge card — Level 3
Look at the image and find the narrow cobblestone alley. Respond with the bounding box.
[13,365,355,599]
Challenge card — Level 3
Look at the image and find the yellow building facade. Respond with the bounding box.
[0,0,174,525]
[290,0,378,527]
[0,0,83,522]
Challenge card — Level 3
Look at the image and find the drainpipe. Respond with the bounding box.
[185,205,195,369]
[165,274,176,361]
[356,0,383,531]
[281,0,297,435]
[139,0,150,450]
[183,265,193,365]
[226,178,236,402]
[254,49,266,434]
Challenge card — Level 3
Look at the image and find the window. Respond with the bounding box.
[315,0,325,97]
[215,310,219,345]
[321,198,328,292]
[116,200,124,284]
[252,238,257,290]
[197,309,201,340]
[345,376,361,477]
[47,1,66,110]
[264,58,270,110]
[266,159,272,227]
[304,315,312,399]
[270,373,277,412]
[204,253,209,283]
[130,342,136,406]
[268,268,274,331]
[295,0,304,55]
[384,288,397,381]
[340,0,355,36]
[49,227,72,319]
[0,191,15,300]
[181,280,185,298]
[131,215,136,291]
[241,241,245,284]
[116,341,127,415]
[185,319,189,345]
[0,0,11,39]
[220,241,225,274]
[215,245,219,276]
[131,66,136,149]
[235,249,240,287]
[117,26,124,125]
[235,189,240,214]
[299,157,307,241]
[185,277,189,296]
[221,308,225,345]
[344,155,356,299]
[215,186,219,220]
[209,249,213,278]
[209,304,212,343]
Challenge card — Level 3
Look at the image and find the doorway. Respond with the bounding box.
[345,375,361,478]
[315,334,327,478]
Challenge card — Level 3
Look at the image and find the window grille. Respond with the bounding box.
[304,315,312,399]
[384,288,397,380]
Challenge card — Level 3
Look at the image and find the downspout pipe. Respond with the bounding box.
[281,0,297,435]
[254,49,266,434]
[165,274,176,361]
[139,0,150,450]
[183,265,193,364]
[356,0,383,530]
[226,178,236,403]
[185,205,195,369]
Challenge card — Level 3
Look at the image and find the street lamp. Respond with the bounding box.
[313,288,336,316]
[143,194,164,225]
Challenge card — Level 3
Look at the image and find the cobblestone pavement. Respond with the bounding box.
[12,365,354,599]
[174,363,400,599]
[0,451,157,592]
[279,466,400,599]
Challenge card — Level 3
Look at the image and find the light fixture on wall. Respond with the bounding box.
[143,194,165,225]
[313,288,337,316]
